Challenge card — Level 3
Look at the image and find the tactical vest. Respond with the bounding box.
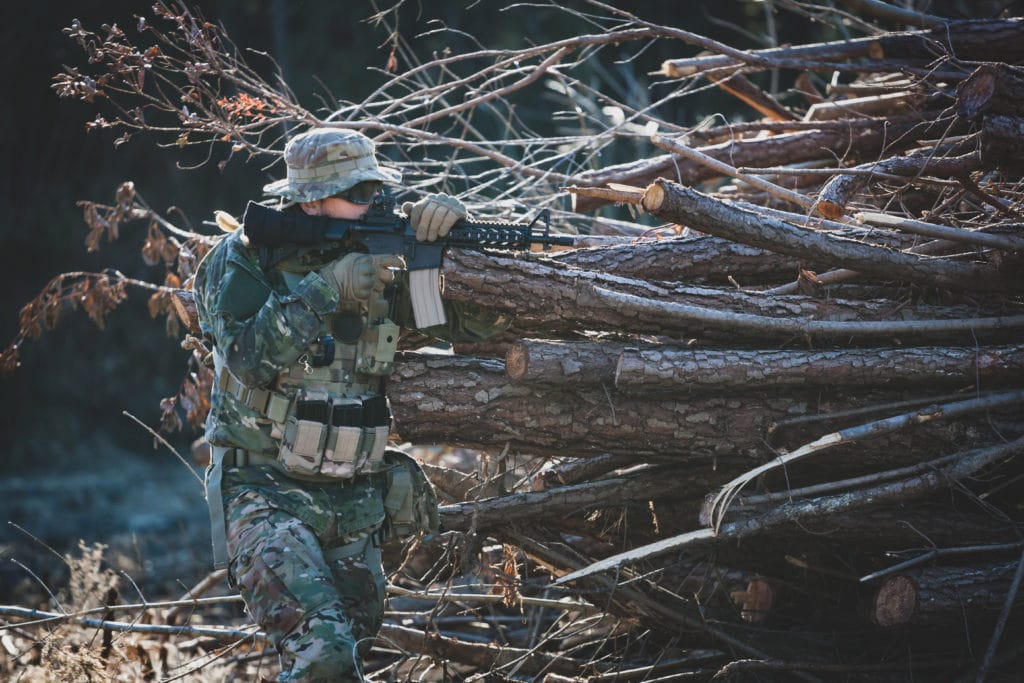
[215,270,400,481]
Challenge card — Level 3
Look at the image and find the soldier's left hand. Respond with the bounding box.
[402,193,467,242]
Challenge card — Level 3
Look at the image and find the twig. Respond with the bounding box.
[122,410,205,488]
[0,604,264,642]
[859,542,1024,583]
[164,568,230,622]
[834,0,947,29]
[651,134,815,210]
[386,585,599,615]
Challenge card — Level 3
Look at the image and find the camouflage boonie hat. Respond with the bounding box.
[263,128,401,203]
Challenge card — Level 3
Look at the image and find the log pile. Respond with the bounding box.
[6,7,1024,683]
[382,16,1024,682]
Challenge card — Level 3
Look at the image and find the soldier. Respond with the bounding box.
[193,127,507,682]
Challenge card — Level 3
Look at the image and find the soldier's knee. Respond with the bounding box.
[279,608,363,683]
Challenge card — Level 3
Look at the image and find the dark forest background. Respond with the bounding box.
[0,0,1008,593]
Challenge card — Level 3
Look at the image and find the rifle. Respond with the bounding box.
[240,193,575,328]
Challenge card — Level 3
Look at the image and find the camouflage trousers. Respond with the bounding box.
[222,470,386,683]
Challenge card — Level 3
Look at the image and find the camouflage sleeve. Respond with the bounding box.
[390,270,510,344]
[194,232,339,387]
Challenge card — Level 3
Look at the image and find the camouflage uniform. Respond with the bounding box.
[194,128,505,682]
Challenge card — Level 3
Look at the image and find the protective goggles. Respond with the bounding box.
[336,181,383,204]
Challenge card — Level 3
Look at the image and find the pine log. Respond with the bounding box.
[614,344,1024,392]
[640,180,1018,293]
[389,353,994,461]
[390,352,802,460]
[441,249,1017,343]
[870,562,1024,628]
[957,63,1024,119]
[660,19,1024,77]
[571,115,946,214]
[508,340,1024,392]
[815,151,982,220]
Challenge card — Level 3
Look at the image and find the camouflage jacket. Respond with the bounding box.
[194,223,509,455]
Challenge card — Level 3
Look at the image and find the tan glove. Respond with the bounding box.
[402,193,467,242]
[319,253,405,302]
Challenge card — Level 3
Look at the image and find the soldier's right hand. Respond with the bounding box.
[319,253,405,302]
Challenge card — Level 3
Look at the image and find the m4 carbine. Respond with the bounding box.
[241,194,575,328]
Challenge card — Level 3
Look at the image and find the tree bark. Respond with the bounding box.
[389,353,993,462]
[640,180,1018,292]
[441,249,1013,344]
[548,234,811,285]
[614,344,1024,392]
[505,339,622,386]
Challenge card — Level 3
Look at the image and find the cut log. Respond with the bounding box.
[640,179,1018,293]
[870,562,1024,628]
[613,344,1024,392]
[389,352,999,462]
[957,63,1024,119]
[441,249,1019,344]
[390,352,807,460]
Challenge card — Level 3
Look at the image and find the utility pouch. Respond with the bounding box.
[360,425,390,471]
[382,450,439,542]
[266,393,291,423]
[321,398,364,478]
[278,416,327,475]
[383,467,416,540]
[356,319,400,376]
